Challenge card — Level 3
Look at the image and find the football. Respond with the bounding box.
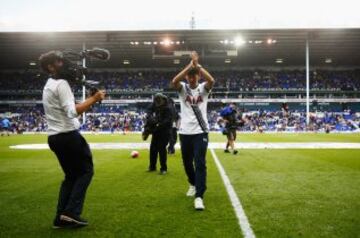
[130,150,139,158]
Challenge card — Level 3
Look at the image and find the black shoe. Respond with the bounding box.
[233,150,238,155]
[60,213,88,227]
[147,168,156,172]
[224,149,230,153]
[53,216,79,229]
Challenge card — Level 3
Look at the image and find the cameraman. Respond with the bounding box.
[221,103,239,155]
[143,93,173,174]
[40,51,105,229]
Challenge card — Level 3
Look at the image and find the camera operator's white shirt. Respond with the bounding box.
[43,78,80,135]
[178,82,210,135]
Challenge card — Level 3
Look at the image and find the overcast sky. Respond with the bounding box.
[0,0,359,31]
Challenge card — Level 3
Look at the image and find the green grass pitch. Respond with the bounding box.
[0,133,359,238]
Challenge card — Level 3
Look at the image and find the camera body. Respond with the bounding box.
[58,57,87,81]
[59,52,100,97]
[142,116,158,141]
[47,48,110,96]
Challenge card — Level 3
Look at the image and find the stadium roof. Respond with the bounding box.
[0,29,360,69]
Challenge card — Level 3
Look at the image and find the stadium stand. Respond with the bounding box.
[1,69,360,133]
[1,107,359,133]
[1,70,360,92]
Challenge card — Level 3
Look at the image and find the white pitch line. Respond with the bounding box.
[210,149,256,238]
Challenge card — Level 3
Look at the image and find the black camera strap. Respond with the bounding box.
[184,84,208,133]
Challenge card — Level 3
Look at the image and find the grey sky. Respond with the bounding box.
[0,0,359,31]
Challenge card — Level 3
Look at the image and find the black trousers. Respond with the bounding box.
[168,127,178,153]
[179,133,208,198]
[226,128,237,141]
[149,131,170,171]
[48,130,94,217]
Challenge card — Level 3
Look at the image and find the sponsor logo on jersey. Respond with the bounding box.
[185,95,203,105]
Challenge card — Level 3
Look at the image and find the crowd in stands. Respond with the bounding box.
[1,70,360,93]
[82,112,146,132]
[211,110,359,132]
[1,69,359,133]
[2,107,359,134]
[1,109,46,134]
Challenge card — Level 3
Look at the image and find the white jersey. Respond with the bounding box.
[178,82,210,135]
[42,78,80,135]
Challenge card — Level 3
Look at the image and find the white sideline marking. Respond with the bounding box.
[210,149,256,238]
[9,142,360,150]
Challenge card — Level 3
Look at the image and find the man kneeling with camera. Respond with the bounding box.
[40,51,105,229]
[142,93,173,174]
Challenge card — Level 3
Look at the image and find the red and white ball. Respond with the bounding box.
[130,150,139,158]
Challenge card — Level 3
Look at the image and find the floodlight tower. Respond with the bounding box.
[190,12,196,30]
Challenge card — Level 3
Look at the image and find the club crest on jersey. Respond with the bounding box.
[185,95,203,105]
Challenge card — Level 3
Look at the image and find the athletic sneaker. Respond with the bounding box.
[233,150,238,155]
[160,170,167,175]
[53,215,79,229]
[224,149,230,153]
[186,185,196,197]
[194,197,205,210]
[60,213,88,227]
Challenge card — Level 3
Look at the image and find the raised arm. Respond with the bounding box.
[171,51,215,91]
[58,80,105,118]
[171,51,201,90]
[75,90,105,115]
[190,51,215,91]
[200,67,215,91]
[171,62,192,91]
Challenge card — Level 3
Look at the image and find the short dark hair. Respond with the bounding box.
[39,51,63,73]
[154,93,167,107]
[187,67,200,77]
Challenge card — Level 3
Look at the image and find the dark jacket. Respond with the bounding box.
[146,100,173,134]
[224,110,238,129]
